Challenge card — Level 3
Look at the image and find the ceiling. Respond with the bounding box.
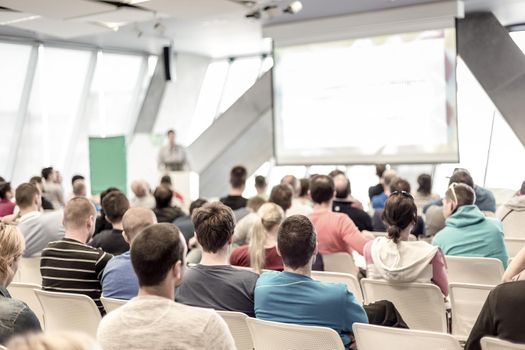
[0,0,523,57]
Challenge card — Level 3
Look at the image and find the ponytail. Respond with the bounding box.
[249,218,267,273]
[387,225,401,244]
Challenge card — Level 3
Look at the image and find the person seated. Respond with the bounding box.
[41,167,64,209]
[371,169,397,209]
[332,173,373,232]
[152,186,184,223]
[0,181,15,217]
[129,180,155,209]
[29,176,53,210]
[94,187,120,236]
[101,208,157,300]
[72,181,87,198]
[281,175,313,216]
[255,175,268,200]
[97,223,235,350]
[298,178,313,207]
[368,164,387,201]
[496,180,525,238]
[41,197,113,315]
[174,198,208,246]
[0,223,41,345]
[232,196,266,246]
[160,175,185,205]
[220,165,248,210]
[230,203,284,272]
[413,174,439,214]
[432,183,508,268]
[89,191,130,255]
[364,192,448,296]
[175,202,259,316]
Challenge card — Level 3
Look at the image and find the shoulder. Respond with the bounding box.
[255,271,280,285]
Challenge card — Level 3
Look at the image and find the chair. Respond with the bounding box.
[505,238,525,258]
[0,345,7,350]
[246,318,344,350]
[100,296,128,313]
[360,278,447,332]
[310,271,363,303]
[481,337,525,350]
[216,311,254,350]
[34,290,101,337]
[352,323,462,350]
[321,252,358,276]
[18,257,42,285]
[445,256,504,285]
[449,283,493,341]
[7,282,44,327]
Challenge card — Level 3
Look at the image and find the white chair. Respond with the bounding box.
[216,311,253,350]
[321,252,358,276]
[310,271,363,303]
[246,318,344,350]
[449,283,493,341]
[18,257,42,285]
[360,278,447,332]
[445,256,504,285]
[352,323,462,350]
[0,345,7,350]
[7,282,44,327]
[481,337,525,350]
[505,238,525,258]
[100,296,128,313]
[34,290,101,337]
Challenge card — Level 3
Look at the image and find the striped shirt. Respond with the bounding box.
[40,238,113,314]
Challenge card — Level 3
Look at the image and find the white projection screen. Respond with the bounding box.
[272,28,459,165]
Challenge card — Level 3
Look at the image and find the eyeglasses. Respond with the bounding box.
[391,191,414,199]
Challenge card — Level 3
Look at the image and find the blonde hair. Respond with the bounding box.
[0,223,25,282]
[249,203,284,272]
[6,331,99,350]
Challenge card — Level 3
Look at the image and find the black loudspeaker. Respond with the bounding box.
[163,45,173,81]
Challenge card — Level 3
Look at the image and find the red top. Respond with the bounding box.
[230,245,284,271]
[0,199,15,218]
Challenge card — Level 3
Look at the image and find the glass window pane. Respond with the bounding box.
[219,57,261,114]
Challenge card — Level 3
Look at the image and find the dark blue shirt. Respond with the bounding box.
[0,286,41,345]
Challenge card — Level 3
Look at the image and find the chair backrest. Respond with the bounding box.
[445,256,504,285]
[246,318,344,350]
[352,323,462,350]
[7,282,44,327]
[360,278,447,332]
[505,238,525,258]
[100,296,128,313]
[481,337,525,350]
[18,257,42,285]
[216,311,253,350]
[0,345,7,350]
[449,283,494,340]
[321,252,358,276]
[499,209,525,239]
[310,271,363,303]
[34,289,101,336]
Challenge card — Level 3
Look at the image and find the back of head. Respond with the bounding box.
[277,215,317,269]
[99,187,120,206]
[189,198,208,215]
[269,184,293,211]
[309,175,335,204]
[102,191,130,224]
[247,196,266,212]
[122,207,157,242]
[299,178,309,197]
[71,175,85,186]
[192,202,234,253]
[131,180,147,198]
[376,164,387,178]
[72,181,86,197]
[230,165,248,189]
[160,175,172,186]
[41,167,53,181]
[281,175,299,196]
[63,197,96,231]
[449,169,474,188]
[250,202,285,272]
[255,175,267,189]
[15,183,39,209]
[154,186,173,209]
[382,192,417,243]
[382,169,397,187]
[0,223,25,284]
[333,174,351,199]
[390,177,411,193]
[131,223,185,287]
[445,183,476,209]
[29,176,42,186]
[0,182,11,199]
[417,174,432,195]
[7,331,96,350]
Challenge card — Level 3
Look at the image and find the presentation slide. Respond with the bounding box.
[273,28,458,165]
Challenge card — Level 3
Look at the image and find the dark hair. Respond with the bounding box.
[102,191,130,223]
[328,169,345,178]
[154,186,173,209]
[160,175,172,186]
[131,223,185,287]
[167,129,175,136]
[41,167,53,180]
[309,175,334,204]
[247,196,266,212]
[230,165,248,189]
[29,176,42,185]
[99,187,120,217]
[299,178,309,197]
[382,193,417,243]
[445,183,476,208]
[277,215,317,269]
[281,175,298,194]
[192,202,234,253]
[189,198,208,215]
[71,175,85,186]
[0,176,4,182]
[255,175,267,189]
[449,169,474,188]
[376,164,387,178]
[15,183,39,209]
[390,178,411,193]
[0,182,11,199]
[269,184,293,211]
[417,174,432,195]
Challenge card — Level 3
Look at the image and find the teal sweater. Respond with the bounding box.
[432,205,508,268]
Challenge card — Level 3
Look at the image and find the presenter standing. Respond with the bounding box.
[157,129,189,171]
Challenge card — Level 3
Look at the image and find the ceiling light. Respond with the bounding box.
[0,15,40,26]
[284,1,303,14]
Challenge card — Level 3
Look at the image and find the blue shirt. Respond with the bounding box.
[101,251,139,300]
[371,192,388,209]
[254,271,368,347]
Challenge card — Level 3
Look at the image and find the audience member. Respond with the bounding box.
[298,177,312,206]
[89,191,130,255]
[101,208,157,300]
[308,175,372,256]
[94,187,120,236]
[0,181,15,217]
[220,165,248,210]
[413,174,439,213]
[371,169,397,209]
[160,175,185,204]
[368,164,387,200]
[255,175,268,199]
[98,223,235,350]
[496,180,525,238]
[232,196,266,246]
[72,180,87,198]
[432,183,508,267]
[0,223,41,345]
[13,183,64,257]
[176,202,259,316]
[130,180,155,209]
[268,184,293,212]
[332,173,373,231]
[41,197,113,315]
[41,167,64,209]
[29,176,54,210]
[281,175,313,216]
[153,185,184,223]
[174,198,208,246]
[230,203,284,272]
[7,332,96,350]
[364,192,448,295]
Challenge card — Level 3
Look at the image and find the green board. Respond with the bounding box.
[89,136,127,195]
